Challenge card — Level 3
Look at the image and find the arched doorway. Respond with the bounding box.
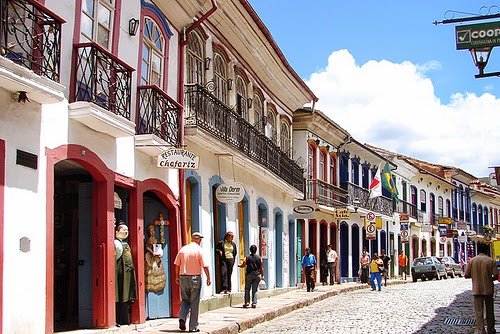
[352,224,360,281]
[274,209,283,288]
[211,178,227,294]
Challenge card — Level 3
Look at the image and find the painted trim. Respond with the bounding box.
[141,0,174,38]
[0,139,4,334]
[46,144,116,332]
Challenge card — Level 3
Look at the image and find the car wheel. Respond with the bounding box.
[421,275,426,281]
[450,270,455,278]
[412,276,417,282]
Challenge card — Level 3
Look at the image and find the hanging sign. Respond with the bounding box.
[292,200,316,219]
[215,182,245,204]
[400,222,409,231]
[400,214,409,223]
[157,148,200,169]
[438,217,452,225]
[334,208,350,220]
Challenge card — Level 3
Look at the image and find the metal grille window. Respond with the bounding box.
[141,17,164,86]
[420,189,427,212]
[438,196,443,216]
[81,0,114,49]
[187,31,204,84]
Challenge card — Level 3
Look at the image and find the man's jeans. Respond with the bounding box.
[244,272,261,305]
[179,275,202,331]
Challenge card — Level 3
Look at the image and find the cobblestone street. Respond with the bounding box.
[241,278,485,334]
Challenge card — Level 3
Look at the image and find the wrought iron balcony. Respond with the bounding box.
[0,0,63,82]
[394,199,417,218]
[341,181,393,216]
[137,85,181,147]
[71,42,133,119]
[306,179,348,207]
[185,83,304,191]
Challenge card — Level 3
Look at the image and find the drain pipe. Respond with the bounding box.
[177,0,218,246]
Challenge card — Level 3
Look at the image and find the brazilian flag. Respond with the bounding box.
[382,162,399,202]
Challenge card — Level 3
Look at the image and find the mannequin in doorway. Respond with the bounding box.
[114,222,138,326]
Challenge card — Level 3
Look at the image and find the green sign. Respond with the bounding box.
[456,21,500,50]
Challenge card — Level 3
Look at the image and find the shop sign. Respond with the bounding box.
[456,21,500,50]
[260,227,268,259]
[157,148,200,169]
[334,208,350,220]
[400,214,409,222]
[456,221,468,230]
[458,235,468,243]
[292,200,316,219]
[400,222,409,231]
[215,182,245,204]
[438,217,452,225]
[465,230,477,237]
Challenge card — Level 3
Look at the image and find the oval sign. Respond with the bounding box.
[216,182,245,204]
[465,230,477,237]
[293,205,315,215]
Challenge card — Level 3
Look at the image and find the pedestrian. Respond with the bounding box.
[370,253,384,291]
[301,247,317,292]
[238,244,264,308]
[360,248,370,284]
[379,249,391,286]
[174,232,211,333]
[398,250,408,280]
[215,231,237,293]
[465,242,498,334]
[326,244,338,285]
[319,247,327,285]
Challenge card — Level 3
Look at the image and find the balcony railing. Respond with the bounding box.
[137,85,181,147]
[341,181,393,216]
[394,199,417,218]
[0,0,64,81]
[306,179,348,207]
[71,42,133,119]
[185,83,304,191]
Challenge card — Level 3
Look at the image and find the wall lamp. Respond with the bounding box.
[227,79,233,90]
[14,91,29,103]
[129,18,140,36]
[204,57,211,71]
[352,197,361,213]
[247,98,253,108]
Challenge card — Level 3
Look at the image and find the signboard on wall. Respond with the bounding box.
[260,227,268,259]
[157,149,200,169]
[421,223,433,233]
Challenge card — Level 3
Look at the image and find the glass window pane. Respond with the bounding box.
[98,4,111,28]
[97,24,110,48]
[82,0,94,16]
[81,14,93,40]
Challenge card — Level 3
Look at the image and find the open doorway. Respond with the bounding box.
[53,160,93,332]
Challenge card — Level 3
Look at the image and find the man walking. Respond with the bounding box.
[326,244,338,285]
[398,250,408,280]
[175,232,211,332]
[301,247,317,292]
[465,242,498,334]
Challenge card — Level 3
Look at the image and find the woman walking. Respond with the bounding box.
[370,253,384,291]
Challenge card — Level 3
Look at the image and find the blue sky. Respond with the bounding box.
[248,0,500,178]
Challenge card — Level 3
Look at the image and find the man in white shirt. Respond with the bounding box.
[326,244,338,285]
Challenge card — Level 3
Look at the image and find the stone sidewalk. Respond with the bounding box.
[62,278,500,334]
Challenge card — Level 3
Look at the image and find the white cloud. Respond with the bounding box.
[305,49,500,177]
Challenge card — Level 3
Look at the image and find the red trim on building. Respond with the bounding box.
[0,139,4,334]
[45,144,182,331]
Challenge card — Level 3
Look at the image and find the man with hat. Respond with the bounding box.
[174,232,211,332]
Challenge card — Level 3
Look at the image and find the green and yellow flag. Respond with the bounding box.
[382,162,399,202]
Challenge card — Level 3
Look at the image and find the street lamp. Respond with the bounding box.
[470,47,493,77]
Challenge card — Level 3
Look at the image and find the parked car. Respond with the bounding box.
[438,256,464,278]
[411,256,447,282]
